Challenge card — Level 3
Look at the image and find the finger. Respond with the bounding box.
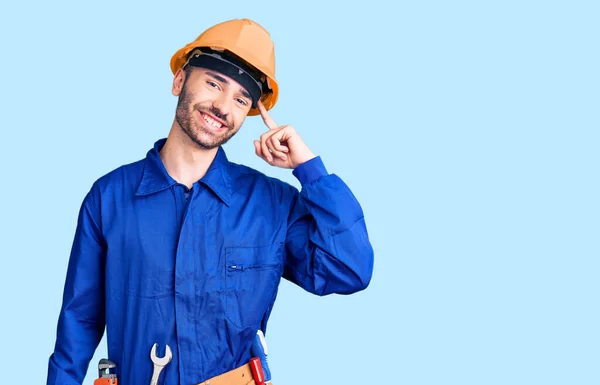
[268,133,288,160]
[254,140,268,162]
[268,136,287,161]
[259,133,274,162]
[270,135,289,153]
[257,100,278,130]
[270,126,289,153]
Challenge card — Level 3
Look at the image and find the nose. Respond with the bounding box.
[212,92,232,116]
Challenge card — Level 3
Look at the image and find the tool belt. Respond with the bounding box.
[195,362,272,385]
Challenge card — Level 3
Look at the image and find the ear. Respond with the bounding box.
[172,68,186,97]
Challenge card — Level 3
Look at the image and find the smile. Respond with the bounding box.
[199,111,226,130]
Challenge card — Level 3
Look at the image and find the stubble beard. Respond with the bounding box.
[175,84,239,150]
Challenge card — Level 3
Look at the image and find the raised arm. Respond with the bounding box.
[283,157,374,295]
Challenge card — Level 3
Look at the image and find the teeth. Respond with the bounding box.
[202,113,223,128]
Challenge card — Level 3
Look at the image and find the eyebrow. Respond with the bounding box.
[206,71,252,100]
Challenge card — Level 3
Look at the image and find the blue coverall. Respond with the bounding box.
[47,138,374,385]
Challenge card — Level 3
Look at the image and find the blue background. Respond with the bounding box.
[0,1,598,384]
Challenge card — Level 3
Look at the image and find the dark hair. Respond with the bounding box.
[181,65,196,89]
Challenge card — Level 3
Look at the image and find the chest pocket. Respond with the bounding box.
[224,243,283,329]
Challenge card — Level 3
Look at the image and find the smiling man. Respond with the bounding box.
[47,18,374,385]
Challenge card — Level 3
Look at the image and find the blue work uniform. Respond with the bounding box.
[46,138,374,385]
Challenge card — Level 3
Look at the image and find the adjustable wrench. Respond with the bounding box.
[149,343,172,385]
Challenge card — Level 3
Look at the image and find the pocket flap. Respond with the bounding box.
[225,244,281,269]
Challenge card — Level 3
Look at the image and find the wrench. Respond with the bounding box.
[149,343,172,385]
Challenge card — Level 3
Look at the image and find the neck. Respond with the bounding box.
[159,120,218,189]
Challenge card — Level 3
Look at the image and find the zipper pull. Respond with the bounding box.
[229,264,244,271]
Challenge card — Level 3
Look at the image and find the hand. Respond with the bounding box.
[253,100,316,169]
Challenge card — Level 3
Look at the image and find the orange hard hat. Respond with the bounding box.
[170,18,279,116]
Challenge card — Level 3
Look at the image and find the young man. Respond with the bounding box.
[47,18,374,385]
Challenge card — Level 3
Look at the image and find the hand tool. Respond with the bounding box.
[94,358,118,385]
[251,330,272,384]
[149,343,172,385]
[249,357,265,385]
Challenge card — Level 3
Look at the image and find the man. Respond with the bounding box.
[47,18,374,385]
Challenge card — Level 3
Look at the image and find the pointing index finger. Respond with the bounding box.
[257,100,278,130]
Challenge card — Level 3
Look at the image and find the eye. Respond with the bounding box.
[236,98,248,106]
[207,81,220,90]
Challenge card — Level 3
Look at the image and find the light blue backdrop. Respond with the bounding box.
[0,1,598,384]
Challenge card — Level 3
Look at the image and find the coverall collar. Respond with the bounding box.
[135,138,233,206]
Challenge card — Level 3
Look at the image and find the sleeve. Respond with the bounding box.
[47,189,107,385]
[283,156,374,296]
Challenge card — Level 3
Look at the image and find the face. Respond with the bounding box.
[173,67,253,150]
